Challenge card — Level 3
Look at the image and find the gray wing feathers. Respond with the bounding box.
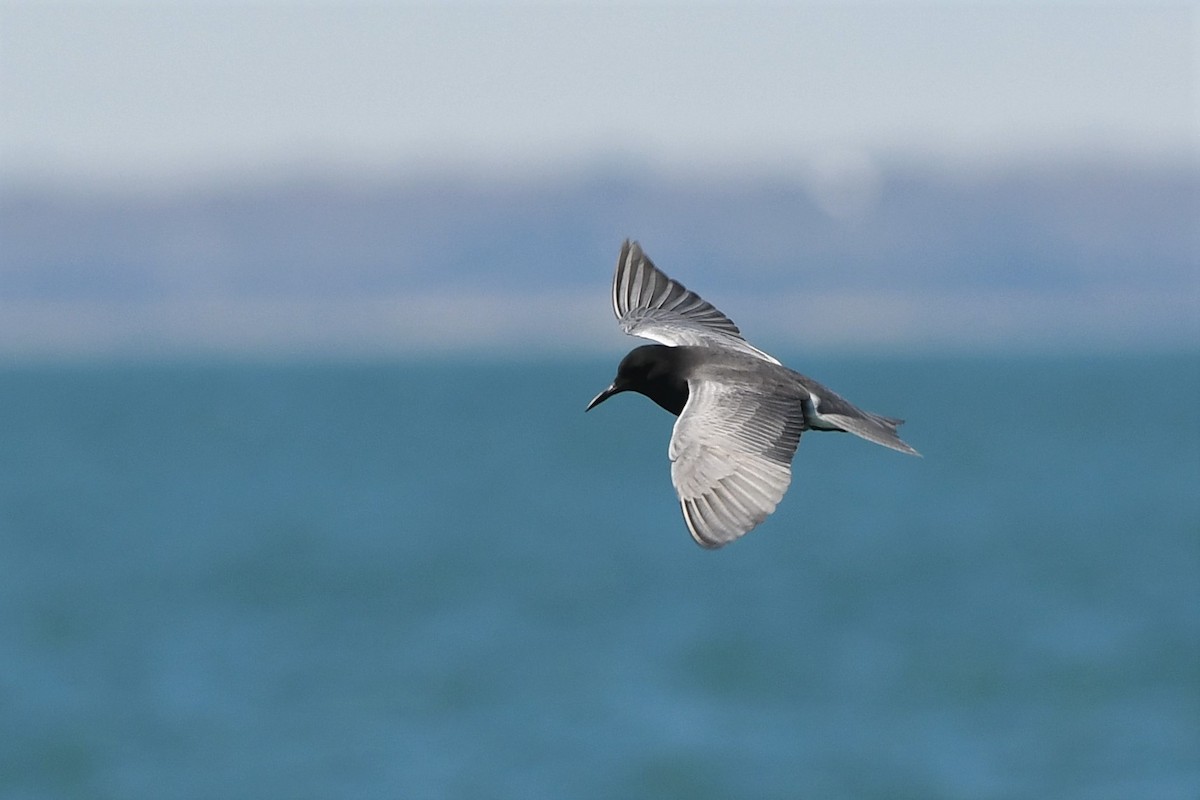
[613,240,781,365]
[669,380,806,548]
[678,459,793,549]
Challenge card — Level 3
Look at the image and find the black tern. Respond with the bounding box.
[587,240,919,548]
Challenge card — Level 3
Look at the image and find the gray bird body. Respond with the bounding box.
[588,240,918,548]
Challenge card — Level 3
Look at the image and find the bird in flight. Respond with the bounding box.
[587,240,919,548]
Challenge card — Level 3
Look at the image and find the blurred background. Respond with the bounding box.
[1,3,1197,798]
[2,2,1196,357]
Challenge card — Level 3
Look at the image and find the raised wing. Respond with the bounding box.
[668,378,806,548]
[612,240,781,365]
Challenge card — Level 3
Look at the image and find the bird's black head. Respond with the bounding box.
[586,344,690,416]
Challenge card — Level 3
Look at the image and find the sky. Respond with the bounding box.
[1,2,1196,184]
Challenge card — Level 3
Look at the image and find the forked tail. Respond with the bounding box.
[823,409,920,456]
[801,383,921,456]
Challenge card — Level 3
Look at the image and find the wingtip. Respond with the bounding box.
[681,502,729,550]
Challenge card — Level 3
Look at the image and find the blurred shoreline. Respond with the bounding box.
[2,159,1197,360]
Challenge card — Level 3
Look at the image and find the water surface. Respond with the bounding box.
[1,354,1196,798]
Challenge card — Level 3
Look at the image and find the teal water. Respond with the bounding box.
[1,355,1197,799]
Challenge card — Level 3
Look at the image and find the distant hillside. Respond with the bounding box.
[1,162,1196,357]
